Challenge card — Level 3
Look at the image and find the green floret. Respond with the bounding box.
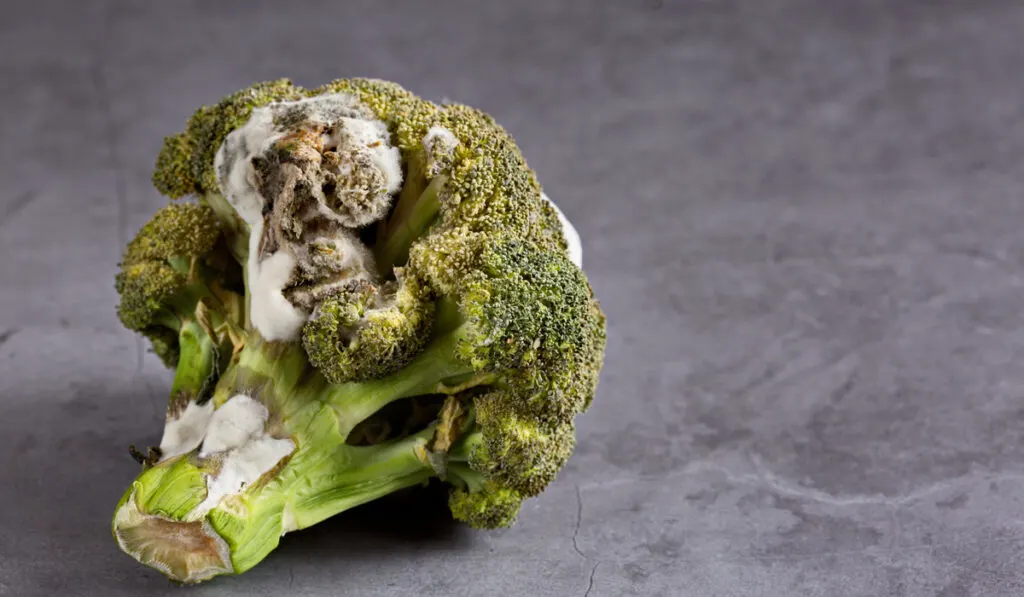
[447,481,523,529]
[115,262,186,331]
[122,201,222,264]
[115,203,222,332]
[469,397,577,497]
[456,240,597,379]
[115,203,244,405]
[303,275,434,383]
[151,133,194,199]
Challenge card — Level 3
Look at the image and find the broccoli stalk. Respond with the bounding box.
[114,321,489,581]
[115,339,446,582]
[375,173,446,270]
[111,78,605,583]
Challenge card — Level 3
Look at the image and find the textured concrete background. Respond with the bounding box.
[3,1,1024,595]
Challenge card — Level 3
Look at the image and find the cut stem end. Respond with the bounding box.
[112,490,234,584]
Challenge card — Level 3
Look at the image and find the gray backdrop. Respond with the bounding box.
[3,1,1024,595]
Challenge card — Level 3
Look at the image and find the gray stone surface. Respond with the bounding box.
[2,0,1024,595]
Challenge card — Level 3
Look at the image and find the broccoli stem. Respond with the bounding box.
[203,192,250,265]
[325,325,474,435]
[207,423,437,575]
[447,427,482,463]
[225,295,473,432]
[376,174,446,270]
[168,320,218,405]
[114,300,486,582]
[287,428,435,529]
[443,428,485,489]
[377,149,427,247]
[114,406,438,581]
[447,462,485,492]
[161,282,241,410]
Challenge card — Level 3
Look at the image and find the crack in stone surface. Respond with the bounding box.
[573,484,587,560]
[583,562,598,597]
[572,485,599,597]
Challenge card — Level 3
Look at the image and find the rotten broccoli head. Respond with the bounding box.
[111,78,604,583]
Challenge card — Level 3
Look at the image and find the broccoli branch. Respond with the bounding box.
[376,174,447,270]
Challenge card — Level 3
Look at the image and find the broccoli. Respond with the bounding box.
[111,78,605,584]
